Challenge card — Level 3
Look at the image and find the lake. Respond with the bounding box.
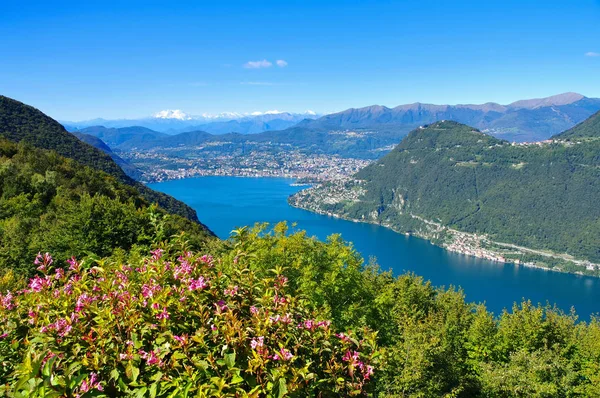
[149,176,600,319]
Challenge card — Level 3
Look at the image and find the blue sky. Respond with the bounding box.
[1,0,599,120]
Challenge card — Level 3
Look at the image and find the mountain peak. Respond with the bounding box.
[508,92,585,109]
[153,109,192,120]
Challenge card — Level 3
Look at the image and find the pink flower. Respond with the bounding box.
[79,372,103,394]
[274,275,288,289]
[0,333,8,339]
[214,300,227,312]
[75,293,95,312]
[0,291,15,310]
[271,348,293,361]
[150,248,164,261]
[66,256,80,271]
[224,285,238,296]
[139,349,162,367]
[343,350,361,367]
[156,308,169,320]
[200,254,214,266]
[54,268,65,280]
[363,365,374,380]
[280,348,293,361]
[188,276,208,291]
[250,306,259,315]
[174,261,193,280]
[317,320,331,329]
[28,311,37,324]
[173,334,188,345]
[27,275,51,293]
[273,294,286,306]
[336,332,351,343]
[250,336,264,350]
[34,252,53,271]
[141,280,161,298]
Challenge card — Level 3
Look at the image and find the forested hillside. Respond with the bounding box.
[554,110,600,139]
[291,119,600,272]
[0,96,201,222]
[73,132,143,180]
[0,138,214,276]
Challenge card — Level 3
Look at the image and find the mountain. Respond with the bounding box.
[173,113,316,135]
[301,93,600,142]
[76,125,168,149]
[290,118,600,274]
[0,136,213,275]
[73,132,143,180]
[553,110,600,139]
[0,95,208,224]
[63,111,320,135]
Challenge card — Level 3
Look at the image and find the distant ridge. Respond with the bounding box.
[508,92,585,109]
[302,92,600,142]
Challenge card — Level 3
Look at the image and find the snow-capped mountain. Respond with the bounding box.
[62,110,321,134]
[153,110,193,120]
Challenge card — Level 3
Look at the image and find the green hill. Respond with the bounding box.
[553,110,600,139]
[0,95,202,223]
[73,132,144,180]
[291,120,600,273]
[0,137,214,275]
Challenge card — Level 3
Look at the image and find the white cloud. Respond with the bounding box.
[585,52,600,57]
[243,59,273,69]
[276,59,288,67]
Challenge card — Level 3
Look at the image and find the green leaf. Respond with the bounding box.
[230,375,244,385]
[224,352,236,369]
[273,377,287,398]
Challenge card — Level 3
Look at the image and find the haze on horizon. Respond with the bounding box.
[1,0,599,120]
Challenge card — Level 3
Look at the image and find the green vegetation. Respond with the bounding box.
[554,110,600,139]
[295,120,600,270]
[2,224,600,396]
[0,96,201,222]
[0,138,213,277]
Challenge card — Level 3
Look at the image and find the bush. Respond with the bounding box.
[0,238,377,397]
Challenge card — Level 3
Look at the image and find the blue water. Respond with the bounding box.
[149,176,600,319]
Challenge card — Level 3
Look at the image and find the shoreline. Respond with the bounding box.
[288,199,598,278]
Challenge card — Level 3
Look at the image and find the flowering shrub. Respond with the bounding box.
[0,243,377,396]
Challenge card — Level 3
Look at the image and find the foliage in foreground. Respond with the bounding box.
[1,224,600,397]
[0,230,377,397]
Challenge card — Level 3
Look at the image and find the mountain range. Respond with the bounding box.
[299,92,600,142]
[63,110,320,135]
[66,93,600,159]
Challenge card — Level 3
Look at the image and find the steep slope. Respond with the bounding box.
[73,132,143,180]
[0,137,214,275]
[291,120,600,273]
[0,96,203,223]
[553,110,600,139]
